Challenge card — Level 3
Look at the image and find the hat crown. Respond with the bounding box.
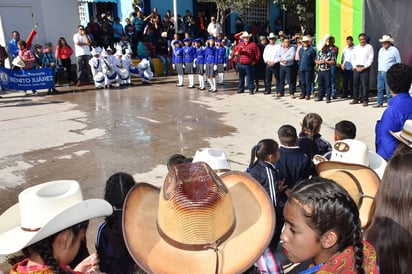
[157,162,235,248]
[19,181,83,230]
[330,139,369,166]
[192,148,231,173]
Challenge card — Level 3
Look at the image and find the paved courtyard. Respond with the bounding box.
[0,71,386,271]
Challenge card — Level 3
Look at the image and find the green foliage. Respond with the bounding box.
[275,0,315,21]
[215,0,267,23]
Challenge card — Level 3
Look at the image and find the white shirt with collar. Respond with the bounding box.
[263,43,281,63]
[351,43,374,69]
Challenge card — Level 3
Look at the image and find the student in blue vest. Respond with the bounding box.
[204,36,218,92]
[172,40,184,87]
[215,38,227,86]
[183,38,196,88]
[193,38,206,90]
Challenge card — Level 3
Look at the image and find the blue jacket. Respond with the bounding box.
[204,46,217,65]
[215,46,227,64]
[172,47,183,64]
[298,133,332,160]
[248,159,282,206]
[276,146,312,206]
[375,92,412,160]
[195,47,205,65]
[298,46,316,72]
[183,45,195,63]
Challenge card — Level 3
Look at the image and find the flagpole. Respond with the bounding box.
[173,0,178,34]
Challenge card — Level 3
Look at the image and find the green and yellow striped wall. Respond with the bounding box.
[316,0,364,61]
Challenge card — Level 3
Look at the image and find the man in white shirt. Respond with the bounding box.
[340,36,355,98]
[73,25,92,86]
[207,17,222,37]
[263,33,282,94]
[350,33,374,106]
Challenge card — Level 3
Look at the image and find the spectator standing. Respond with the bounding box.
[112,17,124,44]
[328,36,339,98]
[278,37,296,97]
[350,33,374,106]
[18,40,37,95]
[298,35,316,100]
[55,37,74,84]
[0,44,7,92]
[132,10,145,41]
[124,18,136,52]
[73,25,92,86]
[340,36,355,98]
[235,31,261,94]
[183,10,194,37]
[8,31,20,60]
[254,36,267,93]
[375,63,412,160]
[33,44,44,69]
[155,36,171,76]
[42,42,59,94]
[196,11,208,38]
[315,39,336,103]
[207,17,222,37]
[375,34,401,108]
[86,16,101,42]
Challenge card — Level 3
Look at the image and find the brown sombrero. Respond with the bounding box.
[317,161,380,228]
[123,162,275,274]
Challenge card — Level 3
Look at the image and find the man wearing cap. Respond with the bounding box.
[375,63,412,160]
[350,33,374,106]
[207,17,222,37]
[235,31,261,94]
[375,35,401,108]
[263,32,281,95]
[298,35,316,100]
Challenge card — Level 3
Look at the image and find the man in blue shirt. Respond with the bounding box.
[374,35,401,108]
[8,31,20,63]
[375,63,412,160]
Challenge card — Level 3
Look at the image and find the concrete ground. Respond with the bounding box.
[0,71,386,272]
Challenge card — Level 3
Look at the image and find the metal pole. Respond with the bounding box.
[173,0,178,34]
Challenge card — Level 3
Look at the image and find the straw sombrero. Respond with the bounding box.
[390,119,412,148]
[0,180,112,255]
[317,141,380,228]
[123,162,275,274]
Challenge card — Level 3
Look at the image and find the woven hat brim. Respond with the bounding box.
[123,171,275,274]
[390,130,412,148]
[317,161,380,228]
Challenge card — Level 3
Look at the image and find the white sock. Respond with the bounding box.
[199,75,205,88]
[207,78,213,89]
[178,75,183,85]
[212,78,216,90]
[219,73,224,84]
[189,74,194,87]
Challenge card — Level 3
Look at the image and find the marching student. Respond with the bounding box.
[215,38,227,86]
[89,47,105,89]
[204,35,217,92]
[193,38,206,90]
[183,38,196,88]
[101,48,117,88]
[172,39,184,87]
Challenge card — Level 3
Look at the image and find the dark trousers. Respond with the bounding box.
[279,65,296,95]
[300,69,314,97]
[317,70,331,100]
[238,63,255,92]
[77,55,91,83]
[265,63,280,93]
[353,67,370,102]
[330,65,337,96]
[342,69,353,97]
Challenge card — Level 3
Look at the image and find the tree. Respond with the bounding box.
[275,0,315,34]
[215,0,266,25]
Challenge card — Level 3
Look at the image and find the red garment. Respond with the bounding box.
[18,48,35,69]
[312,241,379,273]
[55,45,73,59]
[237,41,261,65]
[11,258,81,274]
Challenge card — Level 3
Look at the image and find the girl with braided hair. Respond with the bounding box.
[298,113,331,160]
[280,178,379,273]
[95,172,137,274]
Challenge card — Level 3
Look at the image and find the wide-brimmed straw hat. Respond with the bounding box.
[390,119,412,148]
[379,34,394,43]
[192,148,231,175]
[0,180,112,255]
[123,162,275,274]
[316,140,381,227]
[301,35,312,42]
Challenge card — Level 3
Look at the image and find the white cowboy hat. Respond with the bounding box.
[123,162,275,274]
[301,35,312,42]
[240,31,252,38]
[0,180,112,255]
[390,119,412,148]
[192,148,231,175]
[267,33,276,39]
[379,34,394,43]
[12,56,25,68]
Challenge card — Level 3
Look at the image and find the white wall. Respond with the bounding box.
[0,0,79,66]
